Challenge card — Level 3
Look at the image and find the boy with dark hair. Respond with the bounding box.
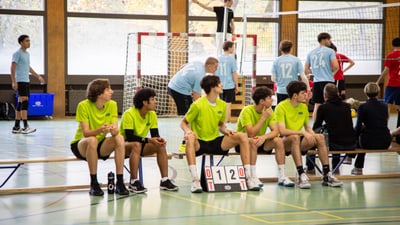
[304,32,339,121]
[275,81,343,188]
[120,88,178,193]
[11,34,45,134]
[181,75,260,193]
[271,40,310,103]
[236,86,295,187]
[70,79,129,196]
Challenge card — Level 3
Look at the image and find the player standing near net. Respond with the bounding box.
[376,37,400,143]
[217,41,238,123]
[271,40,310,104]
[70,79,129,196]
[304,32,339,121]
[275,81,343,188]
[120,88,178,194]
[328,43,355,100]
[168,57,219,116]
[181,75,260,193]
[236,86,295,188]
[11,34,45,134]
[191,0,235,55]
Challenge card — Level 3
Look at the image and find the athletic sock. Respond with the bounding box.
[14,120,20,128]
[277,164,285,178]
[23,120,28,128]
[90,174,98,185]
[116,174,124,185]
[189,165,198,179]
[322,165,330,176]
[296,166,304,176]
[244,164,251,178]
[250,165,257,178]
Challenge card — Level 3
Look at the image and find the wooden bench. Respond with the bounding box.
[0,153,175,194]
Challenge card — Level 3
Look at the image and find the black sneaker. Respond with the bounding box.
[115,183,129,195]
[12,127,21,134]
[160,179,179,191]
[128,180,147,194]
[89,183,104,196]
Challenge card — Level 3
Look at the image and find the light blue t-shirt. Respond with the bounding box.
[306,46,336,82]
[271,54,304,94]
[168,61,205,96]
[216,54,237,89]
[12,48,30,83]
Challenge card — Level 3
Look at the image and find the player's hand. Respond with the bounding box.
[225,130,235,136]
[12,81,18,91]
[252,136,265,147]
[101,124,111,134]
[184,130,198,140]
[151,137,167,146]
[39,76,45,85]
[261,106,272,120]
[235,86,239,94]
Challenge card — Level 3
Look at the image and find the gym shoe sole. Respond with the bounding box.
[160,179,179,191]
[21,127,36,134]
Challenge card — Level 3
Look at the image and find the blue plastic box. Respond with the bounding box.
[15,93,55,116]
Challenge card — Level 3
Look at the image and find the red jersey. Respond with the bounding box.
[334,53,351,80]
[384,50,400,87]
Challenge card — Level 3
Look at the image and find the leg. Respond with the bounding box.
[225,102,232,123]
[185,133,201,193]
[312,103,321,122]
[168,88,191,116]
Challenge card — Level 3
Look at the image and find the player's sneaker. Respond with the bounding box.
[160,179,178,191]
[322,172,343,187]
[343,156,353,165]
[191,178,203,193]
[115,183,129,195]
[253,177,264,187]
[351,168,363,175]
[297,173,311,189]
[21,127,36,134]
[89,183,104,196]
[278,177,295,187]
[246,178,261,191]
[12,127,21,134]
[128,180,147,194]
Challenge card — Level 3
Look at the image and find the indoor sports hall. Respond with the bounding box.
[0,1,400,225]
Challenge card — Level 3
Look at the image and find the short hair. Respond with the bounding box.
[279,40,293,53]
[392,37,400,47]
[223,41,234,51]
[133,88,156,109]
[286,81,307,99]
[252,86,273,104]
[86,79,110,102]
[328,43,337,52]
[324,83,339,100]
[364,82,380,98]
[205,57,218,66]
[18,35,29,44]
[201,75,220,94]
[317,32,331,42]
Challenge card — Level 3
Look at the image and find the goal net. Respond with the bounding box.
[123,32,257,116]
[242,2,400,76]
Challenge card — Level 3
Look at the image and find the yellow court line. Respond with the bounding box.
[323,207,400,213]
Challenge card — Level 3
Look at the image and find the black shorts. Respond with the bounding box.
[277,93,289,104]
[335,80,346,93]
[220,88,236,103]
[70,139,110,161]
[196,136,229,156]
[17,82,30,97]
[312,82,334,104]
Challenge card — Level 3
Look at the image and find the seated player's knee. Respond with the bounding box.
[272,136,284,148]
[314,133,325,144]
[21,100,28,110]
[235,132,248,143]
[86,136,99,149]
[287,135,300,145]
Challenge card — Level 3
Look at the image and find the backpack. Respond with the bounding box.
[0,102,16,120]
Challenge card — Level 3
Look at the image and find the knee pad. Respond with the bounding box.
[21,100,28,110]
[16,102,22,111]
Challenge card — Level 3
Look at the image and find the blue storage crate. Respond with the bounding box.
[15,93,55,117]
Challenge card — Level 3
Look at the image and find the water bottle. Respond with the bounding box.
[107,171,115,194]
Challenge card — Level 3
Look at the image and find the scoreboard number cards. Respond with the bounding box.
[201,165,248,192]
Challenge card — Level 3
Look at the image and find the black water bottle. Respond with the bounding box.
[107,171,115,194]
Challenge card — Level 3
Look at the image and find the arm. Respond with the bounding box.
[277,122,304,137]
[218,121,235,136]
[312,106,324,131]
[331,58,339,76]
[29,67,45,84]
[80,121,110,138]
[244,107,272,137]
[233,71,239,93]
[376,67,389,84]
[191,0,214,12]
[10,62,17,90]
[192,91,201,100]
[304,62,311,78]
[299,72,311,91]
[230,18,235,35]
[342,58,355,73]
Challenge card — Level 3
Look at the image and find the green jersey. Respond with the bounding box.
[275,99,309,131]
[119,107,158,139]
[71,99,119,144]
[236,105,277,136]
[185,96,226,141]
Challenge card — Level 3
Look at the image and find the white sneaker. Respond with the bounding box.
[297,173,311,189]
[343,156,353,165]
[21,127,36,134]
[278,177,295,187]
[246,178,261,191]
[253,177,264,187]
[322,172,343,187]
[191,178,203,193]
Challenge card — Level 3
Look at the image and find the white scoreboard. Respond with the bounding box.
[202,166,248,192]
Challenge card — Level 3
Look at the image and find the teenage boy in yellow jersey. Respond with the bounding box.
[120,88,178,194]
[275,81,343,188]
[236,86,295,188]
[181,75,260,193]
[70,79,129,196]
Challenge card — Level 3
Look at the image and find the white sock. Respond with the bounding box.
[251,165,257,179]
[161,177,168,182]
[130,178,138,183]
[244,164,251,178]
[189,165,198,179]
[278,164,285,179]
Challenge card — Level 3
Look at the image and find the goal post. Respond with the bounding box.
[123,32,257,116]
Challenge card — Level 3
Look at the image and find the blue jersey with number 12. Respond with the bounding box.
[271,54,304,94]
